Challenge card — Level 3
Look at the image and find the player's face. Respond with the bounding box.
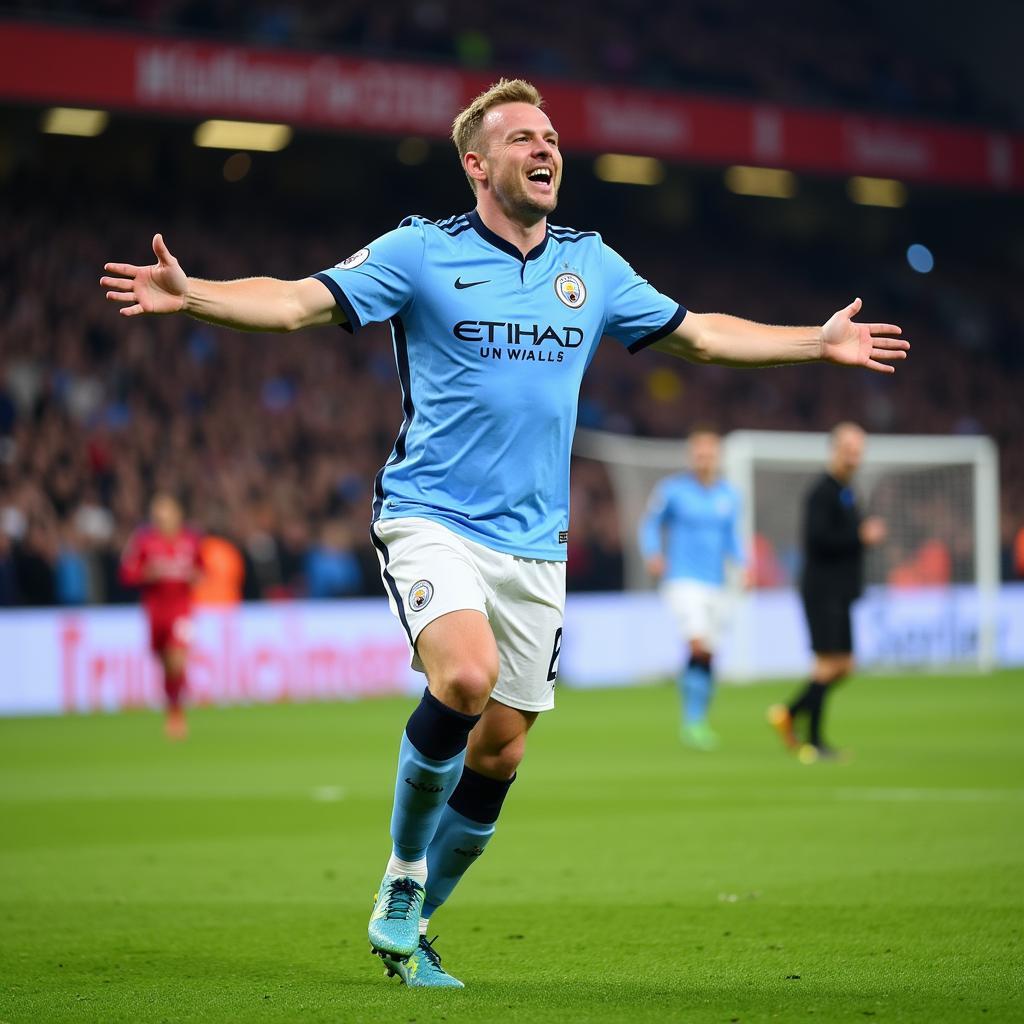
[831,427,865,479]
[477,102,562,222]
[689,433,721,479]
[151,496,183,536]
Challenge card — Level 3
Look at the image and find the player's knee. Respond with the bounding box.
[434,659,499,711]
[833,656,854,681]
[164,648,186,674]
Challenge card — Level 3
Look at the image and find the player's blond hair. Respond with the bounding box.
[451,78,544,194]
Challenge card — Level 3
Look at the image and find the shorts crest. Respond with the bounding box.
[408,579,434,611]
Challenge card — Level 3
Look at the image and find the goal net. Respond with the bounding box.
[572,428,1000,677]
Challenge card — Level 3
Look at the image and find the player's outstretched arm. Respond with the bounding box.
[100,234,343,332]
[653,298,908,373]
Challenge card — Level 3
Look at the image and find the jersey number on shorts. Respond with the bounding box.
[547,627,563,684]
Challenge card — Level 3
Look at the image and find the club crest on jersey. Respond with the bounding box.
[409,580,433,611]
[554,273,586,309]
[335,247,370,270]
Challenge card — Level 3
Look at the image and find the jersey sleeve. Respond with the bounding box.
[310,220,426,334]
[637,481,670,559]
[119,530,147,588]
[601,243,687,354]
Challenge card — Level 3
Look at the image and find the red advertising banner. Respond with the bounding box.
[1,20,1021,191]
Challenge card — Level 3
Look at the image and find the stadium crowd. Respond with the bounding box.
[2,169,1022,606]
[2,0,1010,127]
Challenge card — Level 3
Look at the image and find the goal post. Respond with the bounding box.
[572,428,1001,676]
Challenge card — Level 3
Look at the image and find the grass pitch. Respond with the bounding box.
[1,671,1021,1023]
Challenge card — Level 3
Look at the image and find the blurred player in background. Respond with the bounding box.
[639,427,747,751]
[100,79,907,987]
[119,494,203,740]
[769,423,886,761]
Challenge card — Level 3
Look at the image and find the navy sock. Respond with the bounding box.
[682,652,714,725]
[389,689,481,862]
[423,767,515,918]
[405,688,480,760]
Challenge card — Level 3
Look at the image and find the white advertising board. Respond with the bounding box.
[0,586,1021,715]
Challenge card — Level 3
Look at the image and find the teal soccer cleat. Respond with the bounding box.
[368,875,425,959]
[382,934,464,988]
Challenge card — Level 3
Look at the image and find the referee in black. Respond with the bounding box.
[770,422,886,760]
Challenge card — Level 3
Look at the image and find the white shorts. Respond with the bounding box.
[660,579,729,649]
[371,517,565,713]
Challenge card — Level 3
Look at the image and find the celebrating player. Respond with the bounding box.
[100,79,908,987]
[639,427,747,751]
[769,423,887,761]
[119,494,203,740]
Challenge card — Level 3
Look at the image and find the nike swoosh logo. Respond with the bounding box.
[454,277,490,289]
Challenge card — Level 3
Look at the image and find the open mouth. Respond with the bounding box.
[527,167,553,188]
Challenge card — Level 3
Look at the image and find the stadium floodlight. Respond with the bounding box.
[847,176,907,207]
[724,165,797,198]
[573,428,1000,676]
[594,154,665,186]
[41,107,109,137]
[194,120,292,152]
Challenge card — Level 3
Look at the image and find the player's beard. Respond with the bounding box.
[492,165,559,225]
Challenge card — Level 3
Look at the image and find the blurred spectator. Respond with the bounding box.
[14,521,58,606]
[54,522,90,605]
[887,539,953,588]
[193,534,245,606]
[751,533,786,589]
[0,532,17,605]
[305,520,364,598]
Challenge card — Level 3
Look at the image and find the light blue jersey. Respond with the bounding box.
[313,211,685,560]
[638,473,745,585]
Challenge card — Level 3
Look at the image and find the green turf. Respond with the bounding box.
[1,672,1022,1024]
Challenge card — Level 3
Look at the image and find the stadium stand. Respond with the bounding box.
[0,0,1011,125]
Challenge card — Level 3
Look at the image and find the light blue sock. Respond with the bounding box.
[390,733,467,861]
[682,661,713,725]
[422,805,496,918]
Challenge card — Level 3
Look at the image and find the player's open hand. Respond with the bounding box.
[100,234,188,317]
[821,298,909,374]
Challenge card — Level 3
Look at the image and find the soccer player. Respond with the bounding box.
[119,494,203,740]
[639,427,747,751]
[99,79,908,986]
[769,422,887,761]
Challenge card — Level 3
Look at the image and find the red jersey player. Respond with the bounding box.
[120,494,203,739]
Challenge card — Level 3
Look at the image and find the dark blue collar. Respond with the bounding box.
[468,209,549,263]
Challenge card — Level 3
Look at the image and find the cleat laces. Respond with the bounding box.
[420,935,446,972]
[383,877,423,921]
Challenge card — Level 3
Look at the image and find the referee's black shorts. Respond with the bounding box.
[801,588,853,654]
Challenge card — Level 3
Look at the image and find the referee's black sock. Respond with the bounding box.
[787,681,816,717]
[807,682,830,747]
